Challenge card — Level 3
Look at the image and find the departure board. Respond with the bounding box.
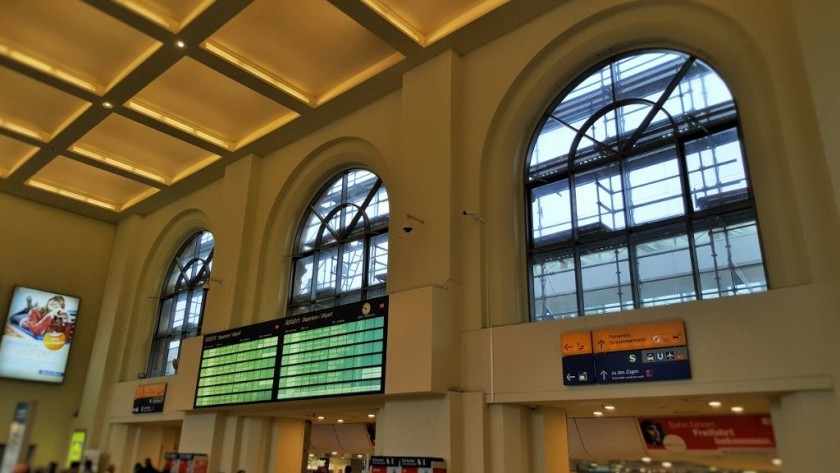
[194,297,388,408]
[194,319,282,408]
[277,297,388,400]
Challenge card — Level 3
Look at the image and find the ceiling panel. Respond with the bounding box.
[376,0,502,33]
[115,0,214,32]
[0,67,90,141]
[0,135,38,178]
[207,0,402,102]
[130,57,298,149]
[29,156,158,211]
[0,0,161,92]
[74,114,219,184]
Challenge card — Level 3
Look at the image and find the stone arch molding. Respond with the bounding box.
[478,0,790,326]
[255,137,391,319]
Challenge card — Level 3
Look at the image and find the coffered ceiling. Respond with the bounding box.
[0,0,557,223]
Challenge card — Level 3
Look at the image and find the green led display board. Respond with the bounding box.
[194,297,388,408]
[194,319,282,408]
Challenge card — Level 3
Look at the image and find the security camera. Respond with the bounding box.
[402,214,424,233]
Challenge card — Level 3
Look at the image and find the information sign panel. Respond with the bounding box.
[133,383,166,413]
[560,331,593,356]
[561,354,596,385]
[195,320,282,408]
[592,320,686,353]
[277,297,388,400]
[594,347,691,384]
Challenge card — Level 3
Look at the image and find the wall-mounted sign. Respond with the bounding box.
[132,383,167,414]
[638,415,775,452]
[194,297,388,408]
[0,401,37,473]
[64,430,86,467]
[370,457,446,473]
[561,320,690,386]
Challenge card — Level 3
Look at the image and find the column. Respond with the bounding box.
[771,390,840,472]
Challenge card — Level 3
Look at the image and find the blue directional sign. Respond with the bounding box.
[562,354,596,385]
[594,346,691,384]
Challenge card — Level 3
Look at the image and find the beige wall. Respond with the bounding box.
[0,193,115,466]
[3,1,840,472]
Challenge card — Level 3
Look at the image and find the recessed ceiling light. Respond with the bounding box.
[316,416,325,421]
[731,406,745,413]
[331,451,338,455]
[603,405,616,411]
[771,458,782,466]
[356,455,363,459]
[593,411,603,416]
[367,413,376,418]
[175,40,186,49]
[708,401,722,408]
[337,419,344,423]
[661,461,672,468]
[641,457,651,463]
[102,101,114,109]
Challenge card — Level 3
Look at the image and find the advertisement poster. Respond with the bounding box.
[64,430,86,467]
[0,286,80,383]
[638,415,775,452]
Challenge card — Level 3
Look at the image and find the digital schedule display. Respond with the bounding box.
[195,319,282,408]
[194,297,388,408]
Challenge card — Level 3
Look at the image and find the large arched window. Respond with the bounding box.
[526,50,767,321]
[288,169,389,315]
[148,231,214,376]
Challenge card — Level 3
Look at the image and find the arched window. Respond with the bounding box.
[148,231,214,376]
[526,50,767,321]
[288,169,389,315]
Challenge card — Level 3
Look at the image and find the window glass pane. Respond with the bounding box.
[531,250,577,320]
[529,118,572,179]
[187,290,203,328]
[340,241,365,292]
[614,52,687,102]
[634,227,696,306]
[664,60,735,133]
[315,246,338,297]
[575,163,625,234]
[553,64,613,124]
[171,292,187,332]
[580,241,632,314]
[626,146,684,225]
[299,211,323,252]
[292,255,314,302]
[368,185,390,229]
[156,298,174,336]
[165,339,181,376]
[686,128,748,211]
[531,179,571,246]
[694,215,767,298]
[368,234,388,286]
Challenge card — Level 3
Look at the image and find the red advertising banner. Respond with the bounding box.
[638,415,775,452]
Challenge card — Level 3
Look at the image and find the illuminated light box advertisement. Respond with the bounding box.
[194,297,388,408]
[195,319,282,408]
[0,286,81,383]
[277,296,388,400]
[133,383,167,414]
[638,415,775,452]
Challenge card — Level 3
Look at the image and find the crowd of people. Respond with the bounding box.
[12,459,116,473]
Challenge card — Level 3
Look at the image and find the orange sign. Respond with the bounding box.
[592,320,686,353]
[135,383,166,399]
[561,331,593,356]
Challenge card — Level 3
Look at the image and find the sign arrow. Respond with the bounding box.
[598,340,605,349]
[600,370,608,380]
[564,343,573,351]
[566,373,575,381]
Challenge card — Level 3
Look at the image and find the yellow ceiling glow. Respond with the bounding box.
[0,43,100,93]
[70,145,168,184]
[126,100,233,150]
[26,179,117,211]
[203,41,313,105]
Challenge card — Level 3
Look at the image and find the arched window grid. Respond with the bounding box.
[525,50,768,321]
[148,231,214,377]
[288,169,389,316]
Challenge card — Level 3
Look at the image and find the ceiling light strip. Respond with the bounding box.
[27,179,117,211]
[360,0,425,45]
[202,41,313,105]
[0,117,45,141]
[113,0,174,30]
[170,154,221,183]
[236,112,300,149]
[126,101,232,150]
[0,44,99,93]
[120,188,160,211]
[426,0,509,45]
[315,52,404,106]
[71,146,168,184]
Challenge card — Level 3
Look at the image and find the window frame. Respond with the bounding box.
[147,230,214,377]
[287,168,389,316]
[525,49,769,321]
